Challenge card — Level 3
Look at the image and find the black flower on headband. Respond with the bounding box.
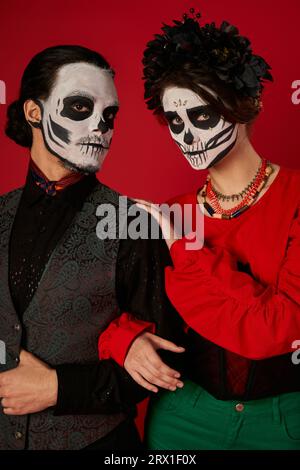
[143,12,273,111]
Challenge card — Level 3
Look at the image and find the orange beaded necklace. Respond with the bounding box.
[200,159,274,219]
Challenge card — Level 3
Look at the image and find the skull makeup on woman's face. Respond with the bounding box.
[162,87,238,170]
[36,62,119,173]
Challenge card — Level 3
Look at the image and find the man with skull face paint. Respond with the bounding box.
[36,61,119,173]
[99,13,300,449]
[0,45,186,450]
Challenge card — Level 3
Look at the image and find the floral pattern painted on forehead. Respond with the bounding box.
[143,8,273,109]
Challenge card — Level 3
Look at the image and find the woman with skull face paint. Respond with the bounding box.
[99,12,300,449]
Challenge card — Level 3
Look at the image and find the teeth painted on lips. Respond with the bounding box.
[186,154,203,167]
[78,136,109,146]
[79,143,107,158]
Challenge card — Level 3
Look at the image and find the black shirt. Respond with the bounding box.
[9,170,98,316]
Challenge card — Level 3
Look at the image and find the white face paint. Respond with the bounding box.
[162,87,238,170]
[36,62,119,173]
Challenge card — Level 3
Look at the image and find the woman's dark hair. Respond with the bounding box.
[143,14,273,128]
[5,45,113,148]
[146,67,262,130]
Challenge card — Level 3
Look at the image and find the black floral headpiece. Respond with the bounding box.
[143,9,273,110]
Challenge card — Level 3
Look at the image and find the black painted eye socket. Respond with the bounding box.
[187,105,221,130]
[103,105,119,129]
[197,113,210,121]
[164,111,184,134]
[61,96,94,121]
[172,116,183,125]
[71,102,90,112]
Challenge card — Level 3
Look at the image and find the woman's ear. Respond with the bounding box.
[24,99,42,128]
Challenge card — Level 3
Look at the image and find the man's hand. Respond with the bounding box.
[124,332,185,393]
[0,349,58,415]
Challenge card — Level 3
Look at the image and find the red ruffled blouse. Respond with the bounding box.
[99,166,300,394]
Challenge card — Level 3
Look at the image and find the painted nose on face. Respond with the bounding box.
[184,129,194,145]
[97,119,109,134]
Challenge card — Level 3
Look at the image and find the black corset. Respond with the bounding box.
[184,329,300,400]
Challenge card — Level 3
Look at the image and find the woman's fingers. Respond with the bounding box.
[125,332,185,391]
[138,366,179,391]
[1,397,12,408]
[145,356,181,379]
[144,346,182,378]
[134,200,161,219]
[144,360,184,389]
[134,200,179,248]
[135,204,161,224]
[151,335,185,353]
[126,351,184,391]
[133,198,154,207]
[2,408,18,415]
[130,370,159,393]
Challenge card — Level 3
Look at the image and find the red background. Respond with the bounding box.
[0,0,299,435]
[0,0,299,199]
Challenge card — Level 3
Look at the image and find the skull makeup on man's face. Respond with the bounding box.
[162,87,238,170]
[35,62,119,173]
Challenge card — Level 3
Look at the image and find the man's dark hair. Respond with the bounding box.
[6,45,113,148]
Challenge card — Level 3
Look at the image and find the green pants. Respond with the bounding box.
[145,380,300,450]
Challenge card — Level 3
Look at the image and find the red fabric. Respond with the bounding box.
[98,166,300,396]
[166,166,300,360]
[1,3,299,199]
[98,313,155,366]
[29,158,85,195]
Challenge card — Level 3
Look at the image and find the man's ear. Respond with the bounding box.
[24,99,42,128]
